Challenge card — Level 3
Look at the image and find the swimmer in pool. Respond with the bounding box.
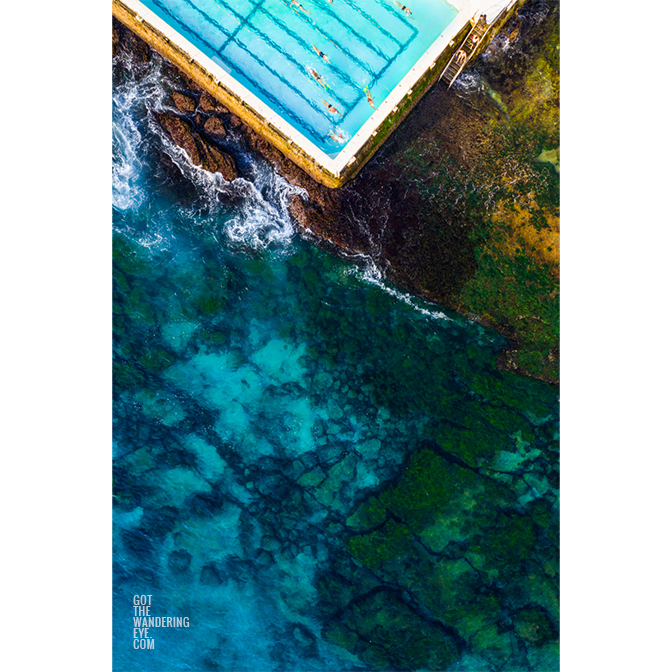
[322,100,342,117]
[290,0,310,14]
[393,0,411,16]
[309,67,328,89]
[364,85,377,109]
[329,130,345,143]
[312,45,330,64]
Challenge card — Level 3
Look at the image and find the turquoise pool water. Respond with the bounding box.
[139,0,459,155]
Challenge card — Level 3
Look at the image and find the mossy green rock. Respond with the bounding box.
[378,449,478,532]
[413,558,500,638]
[468,510,536,572]
[347,519,414,570]
[327,589,460,671]
[345,496,387,532]
[513,606,555,645]
[470,624,514,667]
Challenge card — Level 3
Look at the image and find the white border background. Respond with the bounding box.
[2,0,670,670]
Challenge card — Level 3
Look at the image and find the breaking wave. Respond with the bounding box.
[112,52,306,252]
[346,257,455,322]
[112,53,168,210]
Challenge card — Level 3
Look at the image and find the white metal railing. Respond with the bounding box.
[439,1,515,88]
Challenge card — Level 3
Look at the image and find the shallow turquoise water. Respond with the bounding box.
[139,0,458,155]
[113,54,559,671]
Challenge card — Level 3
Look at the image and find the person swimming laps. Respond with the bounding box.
[322,99,342,117]
[312,45,330,64]
[290,0,310,14]
[308,67,328,89]
[393,0,411,16]
[364,85,377,110]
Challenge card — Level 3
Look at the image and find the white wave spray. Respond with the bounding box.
[112,53,169,210]
[345,257,455,322]
[113,52,307,252]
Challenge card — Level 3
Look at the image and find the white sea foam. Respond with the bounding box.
[112,54,169,210]
[151,139,302,251]
[147,104,306,252]
[348,259,455,322]
[224,173,304,250]
[113,53,307,253]
[112,118,143,210]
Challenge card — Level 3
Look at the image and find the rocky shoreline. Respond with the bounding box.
[113,0,559,383]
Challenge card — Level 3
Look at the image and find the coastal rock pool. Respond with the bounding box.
[128,0,459,155]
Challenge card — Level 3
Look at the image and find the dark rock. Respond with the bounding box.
[112,24,119,57]
[201,143,238,181]
[121,528,155,559]
[199,92,229,114]
[171,91,197,114]
[227,114,243,128]
[168,549,192,573]
[200,564,223,586]
[112,18,150,62]
[189,489,225,516]
[155,113,200,163]
[203,116,227,138]
[287,195,368,253]
[155,113,238,181]
[256,550,274,569]
[140,507,180,540]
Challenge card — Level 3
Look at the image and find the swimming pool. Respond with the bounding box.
[131,0,459,157]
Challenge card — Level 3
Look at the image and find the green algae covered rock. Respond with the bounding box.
[378,448,478,532]
[468,510,536,573]
[412,557,500,638]
[432,422,501,468]
[113,359,145,392]
[527,640,560,671]
[324,589,460,671]
[345,496,387,532]
[329,433,559,667]
[347,519,414,570]
[513,606,555,645]
[470,624,515,668]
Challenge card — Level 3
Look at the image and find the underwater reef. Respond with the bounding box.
[112,218,559,670]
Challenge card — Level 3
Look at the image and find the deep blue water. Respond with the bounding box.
[113,52,558,671]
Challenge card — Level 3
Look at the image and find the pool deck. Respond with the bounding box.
[113,0,520,187]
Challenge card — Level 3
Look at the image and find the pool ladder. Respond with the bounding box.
[440,15,490,89]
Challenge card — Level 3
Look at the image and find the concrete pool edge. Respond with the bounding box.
[113,0,521,188]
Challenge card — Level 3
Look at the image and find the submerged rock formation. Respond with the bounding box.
[113,223,559,671]
[113,0,559,383]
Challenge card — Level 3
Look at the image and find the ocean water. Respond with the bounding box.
[138,0,458,155]
[113,53,559,671]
